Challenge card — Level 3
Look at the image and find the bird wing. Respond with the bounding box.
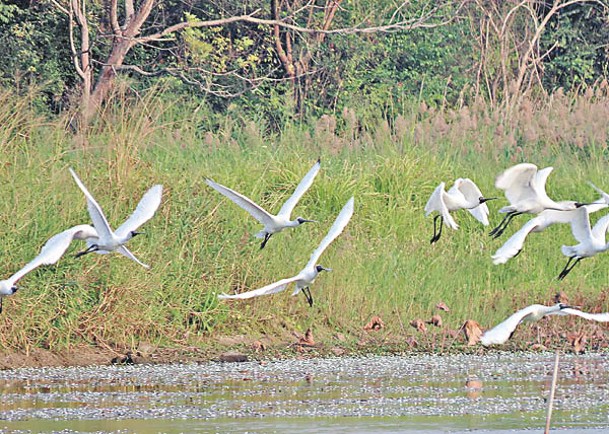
[495,163,538,205]
[424,183,458,229]
[116,245,150,269]
[531,166,554,202]
[588,182,609,205]
[206,179,275,226]
[480,304,542,346]
[491,217,542,265]
[217,275,300,300]
[568,206,593,244]
[561,308,609,322]
[7,226,92,285]
[277,159,321,219]
[69,168,114,241]
[305,197,354,270]
[115,185,163,239]
[591,213,609,244]
[458,178,490,225]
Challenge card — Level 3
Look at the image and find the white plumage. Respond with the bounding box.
[492,200,608,265]
[558,204,609,280]
[424,178,494,243]
[490,163,581,238]
[69,168,163,269]
[0,224,98,312]
[480,303,609,346]
[218,197,354,306]
[206,159,320,249]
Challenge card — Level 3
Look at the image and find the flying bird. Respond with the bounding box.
[558,205,609,280]
[480,303,609,346]
[206,159,320,249]
[0,224,98,313]
[490,163,584,239]
[491,200,608,265]
[218,197,354,306]
[424,178,495,243]
[69,168,163,269]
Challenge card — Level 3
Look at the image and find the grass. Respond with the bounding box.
[1,84,609,355]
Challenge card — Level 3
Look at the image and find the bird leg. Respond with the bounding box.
[260,233,272,250]
[75,244,99,258]
[302,287,314,307]
[489,211,522,238]
[558,257,581,280]
[0,298,3,314]
[430,215,443,244]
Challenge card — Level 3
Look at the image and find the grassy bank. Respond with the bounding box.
[1,86,609,356]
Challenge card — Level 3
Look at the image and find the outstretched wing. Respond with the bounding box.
[562,308,609,322]
[492,217,541,265]
[7,225,94,285]
[115,185,163,239]
[218,275,300,300]
[206,179,275,226]
[277,159,321,219]
[424,183,458,229]
[116,245,150,269]
[458,178,489,225]
[69,168,114,241]
[568,206,593,244]
[480,304,542,346]
[495,163,538,205]
[305,197,354,270]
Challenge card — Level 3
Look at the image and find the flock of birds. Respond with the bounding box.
[3,160,609,349]
[425,162,609,346]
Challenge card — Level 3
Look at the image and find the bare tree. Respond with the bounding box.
[467,0,606,111]
[49,0,467,126]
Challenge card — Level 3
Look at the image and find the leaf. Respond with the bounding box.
[436,302,450,312]
[410,319,427,333]
[364,315,385,331]
[426,314,442,327]
[462,320,482,346]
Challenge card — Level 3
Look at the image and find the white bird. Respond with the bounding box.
[558,205,609,280]
[206,159,320,249]
[480,303,609,346]
[490,163,584,239]
[492,200,608,265]
[0,224,98,313]
[424,178,495,243]
[69,168,163,269]
[218,197,354,306]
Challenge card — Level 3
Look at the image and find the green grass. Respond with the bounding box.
[1,87,609,353]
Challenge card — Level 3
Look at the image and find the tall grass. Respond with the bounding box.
[1,84,609,353]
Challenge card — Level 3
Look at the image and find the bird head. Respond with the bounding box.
[479,196,497,204]
[296,217,316,225]
[10,285,18,295]
[315,265,332,273]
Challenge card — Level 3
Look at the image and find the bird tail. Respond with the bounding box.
[561,245,577,257]
[255,230,266,239]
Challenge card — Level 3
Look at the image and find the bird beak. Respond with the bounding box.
[132,231,145,237]
[561,304,580,310]
[323,267,333,272]
[480,197,497,204]
[302,219,317,223]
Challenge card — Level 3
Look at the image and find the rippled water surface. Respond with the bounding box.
[1,352,609,433]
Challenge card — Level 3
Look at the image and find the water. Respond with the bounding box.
[1,352,608,433]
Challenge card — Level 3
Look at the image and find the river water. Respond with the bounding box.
[1,352,608,433]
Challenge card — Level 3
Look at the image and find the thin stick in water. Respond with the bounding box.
[545,350,560,434]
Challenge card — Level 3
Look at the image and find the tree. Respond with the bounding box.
[47,0,466,126]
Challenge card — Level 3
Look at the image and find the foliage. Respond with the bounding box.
[1,87,609,352]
